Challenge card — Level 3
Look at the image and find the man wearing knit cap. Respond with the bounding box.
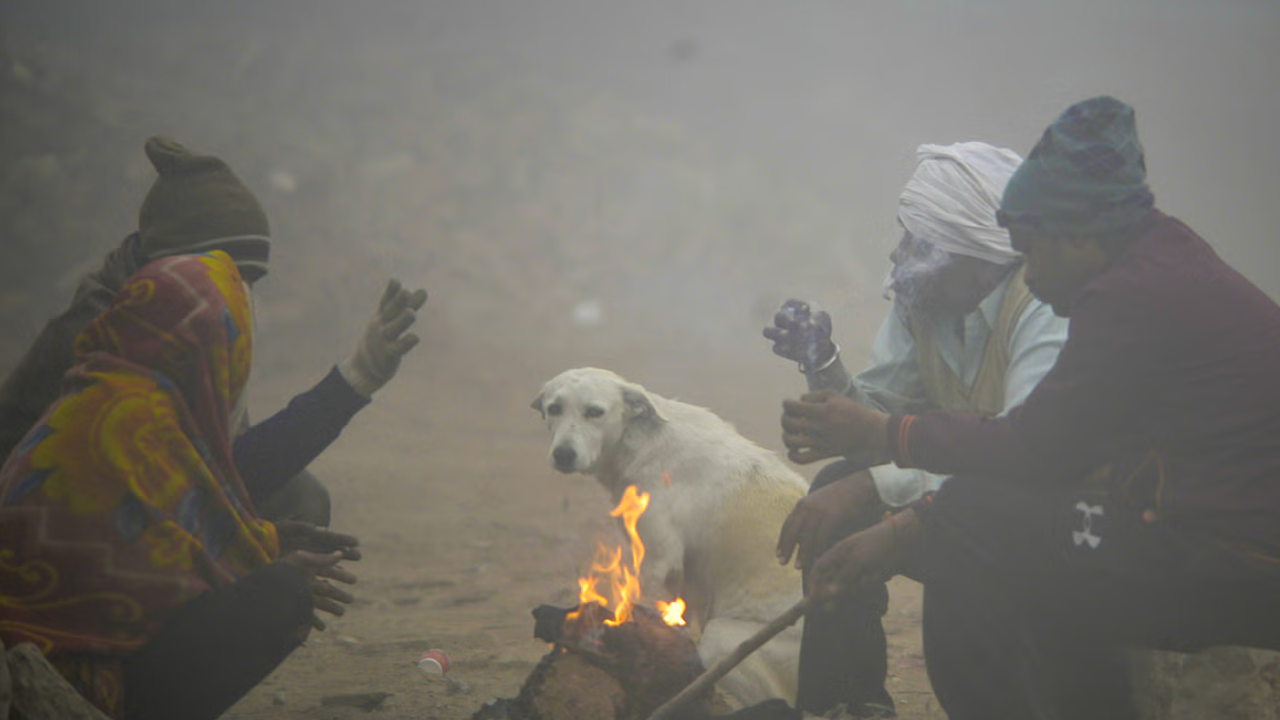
[762,142,1068,718]
[779,96,1280,719]
[138,135,273,281]
[0,137,272,460]
[0,136,427,529]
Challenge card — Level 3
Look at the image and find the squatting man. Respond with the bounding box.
[779,96,1280,720]
[763,141,1067,718]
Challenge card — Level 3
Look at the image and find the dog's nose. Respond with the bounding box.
[553,445,577,469]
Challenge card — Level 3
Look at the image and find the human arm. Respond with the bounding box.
[861,298,1070,505]
[0,244,139,462]
[809,300,950,506]
[233,367,370,503]
[233,278,426,500]
[887,287,1149,483]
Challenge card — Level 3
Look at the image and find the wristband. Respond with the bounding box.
[798,341,840,375]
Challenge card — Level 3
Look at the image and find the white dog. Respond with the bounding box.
[532,367,807,710]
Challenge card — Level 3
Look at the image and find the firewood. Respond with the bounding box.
[7,643,110,720]
[475,603,711,720]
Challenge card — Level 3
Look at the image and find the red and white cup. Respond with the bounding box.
[417,649,450,676]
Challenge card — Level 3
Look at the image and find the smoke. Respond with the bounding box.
[886,234,955,308]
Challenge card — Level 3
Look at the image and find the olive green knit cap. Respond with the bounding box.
[138,136,271,281]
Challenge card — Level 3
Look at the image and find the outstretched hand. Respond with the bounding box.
[275,521,362,561]
[280,549,358,631]
[339,278,429,397]
[276,522,361,632]
[781,389,890,465]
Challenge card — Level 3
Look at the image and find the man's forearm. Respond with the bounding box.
[805,351,856,395]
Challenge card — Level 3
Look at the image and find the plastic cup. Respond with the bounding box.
[417,649,450,676]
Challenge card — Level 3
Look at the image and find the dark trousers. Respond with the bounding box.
[797,459,898,715]
[122,563,314,720]
[254,468,332,527]
[923,476,1280,720]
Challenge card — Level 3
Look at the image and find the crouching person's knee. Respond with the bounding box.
[257,469,331,527]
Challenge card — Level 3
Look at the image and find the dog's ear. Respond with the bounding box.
[622,385,666,424]
[530,390,546,419]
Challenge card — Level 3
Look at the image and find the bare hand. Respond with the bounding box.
[280,549,358,631]
[807,510,920,612]
[276,521,362,561]
[781,389,890,464]
[762,299,835,370]
[777,471,879,571]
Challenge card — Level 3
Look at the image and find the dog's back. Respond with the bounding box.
[634,394,805,620]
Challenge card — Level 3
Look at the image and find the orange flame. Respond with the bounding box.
[569,484,685,627]
[657,598,687,626]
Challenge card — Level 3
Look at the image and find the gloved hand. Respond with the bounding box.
[338,279,428,397]
[762,299,837,372]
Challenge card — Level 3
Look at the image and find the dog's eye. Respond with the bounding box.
[584,406,605,418]
[547,403,562,416]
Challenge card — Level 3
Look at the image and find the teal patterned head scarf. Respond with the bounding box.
[998,96,1154,234]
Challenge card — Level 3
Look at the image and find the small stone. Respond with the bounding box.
[271,692,287,706]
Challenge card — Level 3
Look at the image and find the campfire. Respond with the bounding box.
[571,485,686,630]
[472,486,714,720]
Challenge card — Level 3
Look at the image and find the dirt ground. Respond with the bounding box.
[220,333,944,720]
[5,5,1280,719]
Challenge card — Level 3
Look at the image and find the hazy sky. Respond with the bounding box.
[5,0,1279,297]
[405,0,1280,292]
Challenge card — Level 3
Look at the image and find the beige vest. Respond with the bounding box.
[909,265,1036,417]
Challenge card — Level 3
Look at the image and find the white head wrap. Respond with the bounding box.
[897,142,1023,265]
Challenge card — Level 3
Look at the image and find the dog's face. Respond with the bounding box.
[531,368,663,474]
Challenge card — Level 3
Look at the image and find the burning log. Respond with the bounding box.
[472,602,712,720]
[473,486,714,719]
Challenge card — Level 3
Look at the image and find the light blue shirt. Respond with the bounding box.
[811,270,1069,506]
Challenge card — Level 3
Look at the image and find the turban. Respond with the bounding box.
[999,96,1155,234]
[898,141,1024,265]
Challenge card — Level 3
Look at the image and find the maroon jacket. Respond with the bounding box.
[890,212,1280,558]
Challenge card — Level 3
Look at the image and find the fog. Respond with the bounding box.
[3,0,1279,399]
[1,5,1279,715]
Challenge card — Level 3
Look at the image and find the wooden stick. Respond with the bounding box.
[645,597,811,720]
